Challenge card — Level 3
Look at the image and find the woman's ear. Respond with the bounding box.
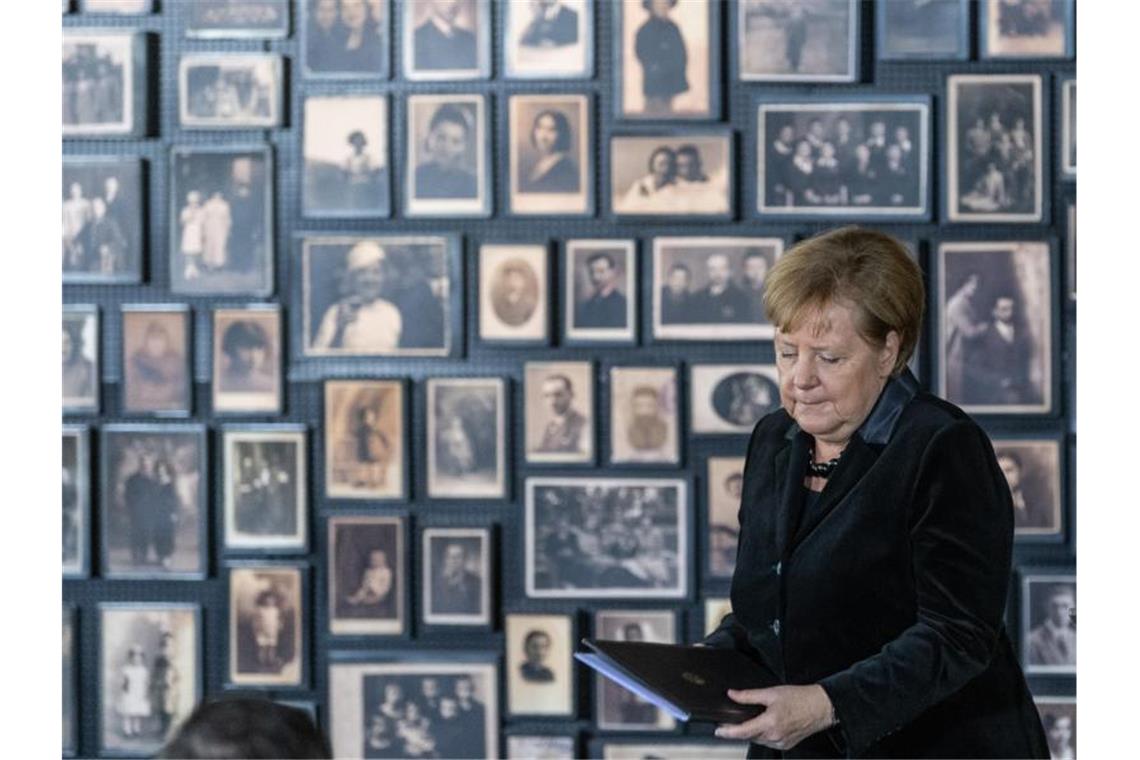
[880,331,901,376]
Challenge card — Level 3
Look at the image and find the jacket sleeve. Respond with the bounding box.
[817,420,1014,757]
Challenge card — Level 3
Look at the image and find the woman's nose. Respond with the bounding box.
[792,357,817,388]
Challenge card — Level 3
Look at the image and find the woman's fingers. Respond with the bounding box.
[726,687,777,705]
[716,712,773,741]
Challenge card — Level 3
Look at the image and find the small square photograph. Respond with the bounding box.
[738,0,858,82]
[170,146,274,295]
[601,741,747,759]
[302,0,389,78]
[703,597,732,637]
[1061,78,1076,179]
[610,132,732,217]
[706,456,744,578]
[303,94,390,217]
[609,366,679,465]
[63,29,145,137]
[121,306,192,416]
[877,0,968,60]
[178,53,282,129]
[63,607,77,756]
[427,378,507,499]
[212,306,282,414]
[507,735,577,759]
[506,613,574,716]
[1021,574,1076,674]
[324,379,406,500]
[992,438,1062,538]
[981,0,1073,58]
[63,425,90,578]
[223,427,308,553]
[1034,697,1076,760]
[229,564,305,687]
[62,157,143,284]
[185,0,291,39]
[329,515,405,635]
[80,0,152,11]
[422,528,492,626]
[478,243,550,344]
[403,0,490,80]
[689,364,780,434]
[524,361,595,464]
[508,94,593,215]
[406,94,490,217]
[564,239,636,343]
[594,610,676,730]
[504,0,592,79]
[99,604,200,755]
[63,304,99,413]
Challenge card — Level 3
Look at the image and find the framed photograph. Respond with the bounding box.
[301,234,462,357]
[121,305,192,417]
[615,0,719,120]
[524,361,595,465]
[737,0,858,82]
[478,243,550,345]
[1067,202,1076,300]
[223,426,308,554]
[703,597,732,637]
[328,654,499,759]
[1061,77,1076,180]
[324,379,407,500]
[403,0,491,81]
[100,424,208,579]
[526,476,689,599]
[178,53,283,129]
[563,239,637,344]
[422,527,492,627]
[185,0,291,39]
[79,0,152,11]
[405,94,490,217]
[876,0,969,60]
[505,613,574,717]
[1021,572,1076,675]
[598,739,747,759]
[426,378,507,499]
[98,603,200,756]
[946,73,1046,223]
[63,29,146,137]
[503,0,593,79]
[594,609,677,730]
[228,563,307,687]
[329,515,406,636]
[610,130,733,218]
[992,436,1063,540]
[63,606,77,757]
[62,156,143,284]
[506,734,578,759]
[508,94,593,216]
[652,236,783,340]
[936,241,1054,414]
[212,305,282,415]
[981,0,1074,58]
[756,96,932,221]
[689,364,780,434]
[1034,697,1076,760]
[63,425,91,578]
[63,304,99,413]
[303,94,390,218]
[169,145,274,295]
[609,366,680,465]
[302,0,390,78]
[706,456,744,579]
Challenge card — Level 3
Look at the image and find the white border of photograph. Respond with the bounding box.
[689,363,781,434]
[421,527,492,626]
[63,424,90,579]
[402,0,491,81]
[563,239,637,344]
[426,377,507,499]
[177,53,283,129]
[508,93,594,216]
[1061,77,1076,179]
[63,303,100,413]
[184,0,291,40]
[327,514,406,636]
[404,93,491,218]
[736,0,859,83]
[222,426,309,554]
[503,0,593,79]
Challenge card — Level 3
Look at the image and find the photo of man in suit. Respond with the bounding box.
[963,294,1037,406]
[537,374,587,454]
[430,541,483,616]
[412,0,478,72]
[1027,583,1076,668]
[573,252,628,329]
[519,0,578,47]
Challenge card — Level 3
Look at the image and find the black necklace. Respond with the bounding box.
[807,450,841,478]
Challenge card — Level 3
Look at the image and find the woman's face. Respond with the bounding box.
[650,150,673,180]
[532,114,559,155]
[341,0,367,30]
[426,121,468,167]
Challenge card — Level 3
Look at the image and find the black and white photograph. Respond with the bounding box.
[526,477,688,599]
[63,304,99,413]
[100,425,207,579]
[223,427,308,553]
[80,0,152,11]
[302,235,460,357]
[63,426,90,578]
[62,157,143,283]
[63,29,145,137]
[422,528,491,626]
[757,97,932,220]
[478,243,550,344]
[706,456,744,578]
[228,564,305,687]
[508,94,593,215]
[1061,78,1076,179]
[503,0,592,79]
[178,53,283,129]
[1021,573,1076,675]
[594,610,677,730]
[170,146,274,295]
[652,236,783,340]
[507,735,578,759]
[564,239,637,344]
[876,0,969,60]
[324,379,407,500]
[704,597,732,637]
[992,438,1063,538]
[427,378,507,499]
[981,0,1074,58]
[403,0,491,81]
[610,131,733,217]
[601,740,747,759]
[329,515,405,635]
[1034,698,1076,760]
[212,306,282,415]
[302,0,389,78]
[304,94,390,217]
[98,604,200,756]
[689,364,780,434]
[505,613,574,716]
[405,94,490,217]
[946,73,1045,223]
[737,0,858,82]
[63,607,77,757]
[121,306,192,416]
[185,0,291,39]
[609,366,680,465]
[937,241,1053,413]
[524,361,595,465]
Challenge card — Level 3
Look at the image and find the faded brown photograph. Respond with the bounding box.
[609,366,679,465]
[212,307,281,414]
[122,307,191,415]
[618,0,712,118]
[479,243,548,343]
[991,438,1062,537]
[524,361,594,464]
[505,613,573,716]
[324,379,405,499]
[509,94,591,215]
[707,456,744,578]
[229,565,304,686]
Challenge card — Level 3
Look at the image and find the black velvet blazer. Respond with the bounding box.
[703,369,1049,759]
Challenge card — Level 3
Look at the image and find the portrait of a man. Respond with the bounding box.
[573,250,628,329]
[406,0,486,79]
[525,363,594,463]
[520,630,554,682]
[425,530,488,624]
[1025,580,1076,672]
[707,457,744,578]
[304,0,387,77]
[610,367,678,465]
[505,0,590,78]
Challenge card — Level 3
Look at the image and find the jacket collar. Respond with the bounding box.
[783,367,919,446]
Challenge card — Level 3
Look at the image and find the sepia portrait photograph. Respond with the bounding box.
[63,425,90,578]
[689,364,780,434]
[937,241,1053,414]
[63,607,77,757]
[228,564,305,687]
[738,0,858,82]
[652,236,783,340]
[524,361,595,465]
[594,610,676,730]
[63,304,99,413]
[608,366,679,465]
[121,305,191,416]
[507,734,577,759]
[212,305,282,415]
[876,0,968,60]
[303,94,390,217]
[427,378,506,499]
[981,0,1074,59]
[564,239,636,344]
[169,146,274,295]
[946,73,1045,223]
[324,379,406,500]
[223,427,308,553]
[403,0,490,81]
[508,94,593,216]
[706,456,744,578]
[505,613,573,717]
[992,438,1063,538]
[62,157,143,284]
[1034,697,1076,760]
[756,97,932,220]
[303,0,389,78]
[526,476,688,599]
[178,53,282,129]
[302,235,460,357]
[478,243,549,344]
[63,29,145,137]
[101,425,207,579]
[98,603,200,756]
[610,131,733,217]
[1021,573,1076,675]
[329,515,405,635]
[406,94,489,217]
[185,0,291,39]
[422,528,491,626]
[1061,78,1076,179]
[704,597,732,637]
[503,0,592,79]
[601,740,747,759]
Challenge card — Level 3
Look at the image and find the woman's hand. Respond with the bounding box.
[715,684,835,750]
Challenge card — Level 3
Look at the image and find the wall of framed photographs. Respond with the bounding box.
[62,0,1076,757]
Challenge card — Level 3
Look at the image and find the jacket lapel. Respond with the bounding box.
[774,426,812,559]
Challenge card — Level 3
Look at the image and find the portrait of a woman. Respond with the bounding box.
[519,109,579,194]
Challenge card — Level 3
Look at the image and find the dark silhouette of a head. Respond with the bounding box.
[157,697,331,759]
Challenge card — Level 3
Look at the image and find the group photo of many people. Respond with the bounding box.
[62,165,136,278]
[658,249,770,325]
[362,675,487,759]
[957,103,1037,214]
[63,39,126,128]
